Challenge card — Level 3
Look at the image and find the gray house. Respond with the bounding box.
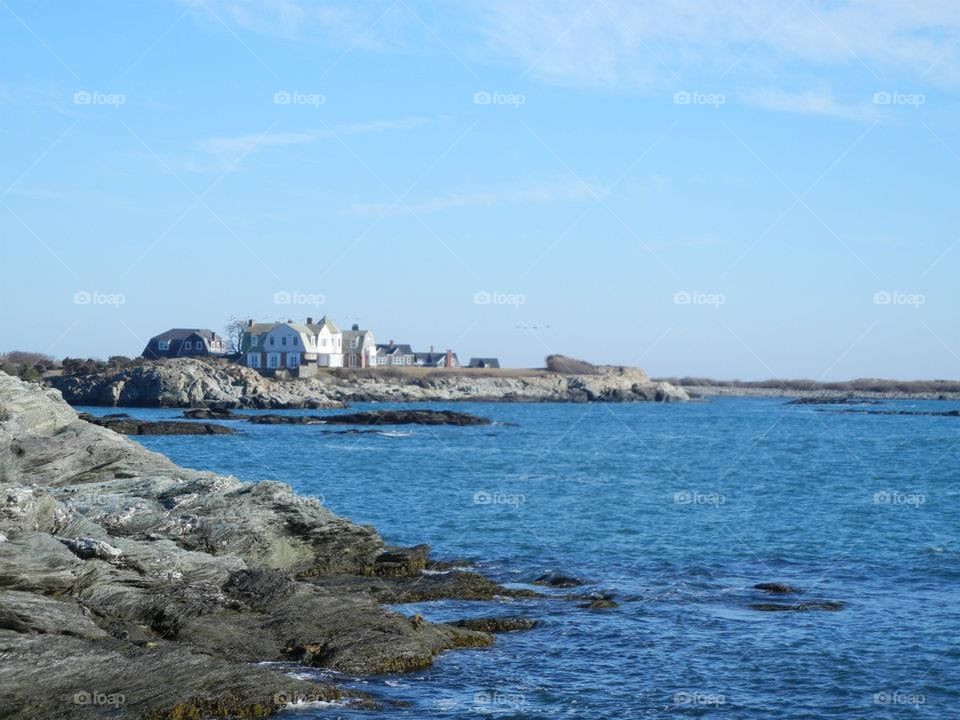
[375,341,415,366]
[468,357,500,369]
[142,329,227,360]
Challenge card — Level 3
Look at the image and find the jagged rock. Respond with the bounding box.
[0,373,508,717]
[57,537,122,561]
[374,544,431,577]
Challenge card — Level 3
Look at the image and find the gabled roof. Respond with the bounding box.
[151,328,219,342]
[307,316,341,334]
[414,351,457,364]
[468,357,500,368]
[376,343,414,356]
[343,329,373,348]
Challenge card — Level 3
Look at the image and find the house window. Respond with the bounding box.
[287,353,299,367]
[158,340,169,351]
[267,353,280,368]
[282,337,287,346]
[184,341,192,350]
[269,337,275,346]
[248,353,261,368]
[293,337,298,346]
[351,338,359,349]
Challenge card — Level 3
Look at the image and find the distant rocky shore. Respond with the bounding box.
[682,385,960,401]
[0,373,566,718]
[47,358,689,408]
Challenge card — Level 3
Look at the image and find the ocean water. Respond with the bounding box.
[81,398,960,718]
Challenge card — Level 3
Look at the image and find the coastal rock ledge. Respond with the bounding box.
[0,374,496,719]
[48,358,689,408]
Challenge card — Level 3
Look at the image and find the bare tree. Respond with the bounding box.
[224,316,248,355]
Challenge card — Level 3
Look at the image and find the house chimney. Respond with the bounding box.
[446,349,453,367]
[389,339,395,348]
[430,345,434,354]
[352,323,359,331]
[287,318,293,323]
[247,319,253,327]
[306,317,313,325]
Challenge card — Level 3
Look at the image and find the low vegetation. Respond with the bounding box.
[545,354,599,374]
[61,355,146,377]
[0,351,60,383]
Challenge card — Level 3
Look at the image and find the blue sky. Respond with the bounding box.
[1,0,958,378]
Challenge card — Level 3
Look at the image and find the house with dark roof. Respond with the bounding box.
[413,348,460,368]
[375,341,415,366]
[468,357,500,369]
[142,329,227,360]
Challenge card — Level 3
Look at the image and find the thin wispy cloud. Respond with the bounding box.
[196,117,428,158]
[475,1,960,88]
[349,177,605,216]
[739,88,879,122]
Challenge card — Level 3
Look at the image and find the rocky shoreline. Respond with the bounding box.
[47,359,689,408]
[0,374,555,718]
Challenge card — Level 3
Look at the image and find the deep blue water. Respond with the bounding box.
[81,398,960,718]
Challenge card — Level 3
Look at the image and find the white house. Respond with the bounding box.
[243,317,343,375]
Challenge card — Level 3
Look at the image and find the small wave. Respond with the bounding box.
[378,430,414,437]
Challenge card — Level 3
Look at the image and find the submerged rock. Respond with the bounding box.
[534,571,584,588]
[246,409,492,426]
[753,582,802,594]
[321,410,493,426]
[451,617,539,632]
[182,407,243,420]
[751,601,844,612]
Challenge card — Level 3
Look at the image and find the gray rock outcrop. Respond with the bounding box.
[0,373,501,719]
[48,359,689,408]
